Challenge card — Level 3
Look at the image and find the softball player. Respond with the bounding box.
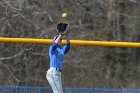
[46,34,70,93]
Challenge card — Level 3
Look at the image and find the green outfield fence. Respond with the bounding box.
[0,37,140,93]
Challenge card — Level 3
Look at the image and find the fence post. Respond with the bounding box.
[38,87,41,93]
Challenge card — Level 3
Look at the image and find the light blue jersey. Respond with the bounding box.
[49,42,70,69]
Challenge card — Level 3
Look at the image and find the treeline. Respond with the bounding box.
[0,0,140,89]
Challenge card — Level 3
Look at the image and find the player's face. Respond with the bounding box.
[58,38,62,45]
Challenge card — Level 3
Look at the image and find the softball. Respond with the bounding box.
[62,13,68,18]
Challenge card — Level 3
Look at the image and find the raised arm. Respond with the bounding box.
[51,34,63,51]
[66,34,70,43]
[63,34,70,54]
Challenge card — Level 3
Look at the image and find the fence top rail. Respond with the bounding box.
[0,37,140,48]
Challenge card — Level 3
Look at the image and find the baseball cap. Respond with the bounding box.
[53,36,62,41]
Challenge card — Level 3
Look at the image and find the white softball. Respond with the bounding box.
[62,13,68,18]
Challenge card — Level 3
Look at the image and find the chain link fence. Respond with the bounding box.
[0,42,140,93]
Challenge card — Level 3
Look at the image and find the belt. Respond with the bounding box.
[50,67,62,72]
[55,68,62,72]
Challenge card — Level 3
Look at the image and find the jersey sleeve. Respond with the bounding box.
[63,42,70,54]
[50,42,58,53]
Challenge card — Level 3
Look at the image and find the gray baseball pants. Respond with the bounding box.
[46,67,63,93]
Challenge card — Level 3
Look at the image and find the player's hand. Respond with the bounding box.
[60,33,68,36]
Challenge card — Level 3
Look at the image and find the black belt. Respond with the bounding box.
[55,68,62,72]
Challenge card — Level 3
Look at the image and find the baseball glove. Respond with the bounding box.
[57,22,69,35]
